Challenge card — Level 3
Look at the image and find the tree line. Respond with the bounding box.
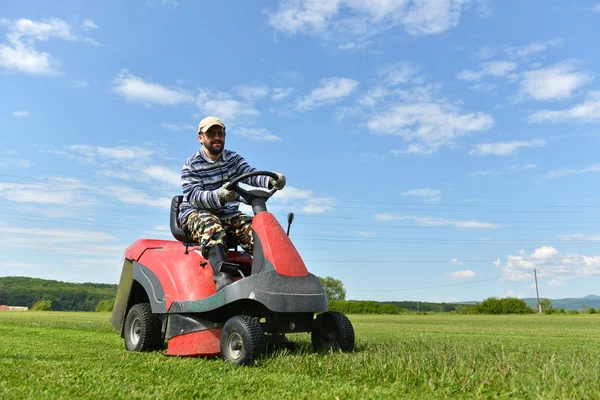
[0,276,117,311]
[0,276,563,315]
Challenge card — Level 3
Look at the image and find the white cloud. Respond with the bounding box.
[401,0,470,35]
[402,188,440,202]
[338,42,357,50]
[531,246,559,260]
[12,111,31,117]
[508,164,537,171]
[560,233,600,242]
[352,231,376,237]
[82,20,98,30]
[545,163,600,179]
[442,270,476,280]
[495,246,600,281]
[546,279,566,287]
[508,38,562,58]
[528,91,600,123]
[161,122,196,132]
[233,84,270,100]
[469,138,545,156]
[595,2,600,12]
[143,165,180,187]
[272,186,312,201]
[469,169,498,177]
[235,128,282,141]
[49,144,182,194]
[98,146,154,160]
[70,80,88,88]
[113,70,194,106]
[469,83,497,93]
[297,77,359,110]
[519,61,593,101]
[298,197,336,214]
[451,258,463,265]
[475,45,495,60]
[368,101,494,155]
[457,61,517,81]
[0,223,116,243]
[271,186,336,214]
[272,87,294,100]
[0,36,57,75]
[505,290,524,299]
[109,186,171,209]
[196,90,259,121]
[0,179,94,207]
[267,0,471,38]
[402,188,440,197]
[374,213,502,229]
[267,0,342,35]
[0,18,78,41]
[0,18,99,75]
[378,62,418,85]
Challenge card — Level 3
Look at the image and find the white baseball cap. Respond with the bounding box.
[198,116,226,134]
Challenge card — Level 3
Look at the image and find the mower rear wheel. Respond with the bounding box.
[220,315,265,365]
[124,303,163,352]
[311,311,355,352]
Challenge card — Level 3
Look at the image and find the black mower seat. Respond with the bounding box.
[169,195,238,249]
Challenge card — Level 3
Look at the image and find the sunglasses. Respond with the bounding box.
[204,131,226,139]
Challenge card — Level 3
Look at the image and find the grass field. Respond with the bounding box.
[1,312,599,399]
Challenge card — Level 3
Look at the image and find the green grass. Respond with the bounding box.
[1,312,599,399]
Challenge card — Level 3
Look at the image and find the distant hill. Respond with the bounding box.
[386,296,600,312]
[522,295,600,311]
[457,295,600,311]
[383,300,464,312]
[0,276,117,311]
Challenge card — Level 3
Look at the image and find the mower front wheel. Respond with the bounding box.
[220,315,266,365]
[123,303,163,352]
[311,311,355,352]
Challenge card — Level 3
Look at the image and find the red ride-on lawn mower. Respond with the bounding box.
[110,171,355,365]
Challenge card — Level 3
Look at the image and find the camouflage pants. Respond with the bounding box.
[183,211,254,257]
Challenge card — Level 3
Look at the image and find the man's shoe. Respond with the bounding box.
[207,244,236,291]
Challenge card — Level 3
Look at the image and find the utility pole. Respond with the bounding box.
[534,268,541,313]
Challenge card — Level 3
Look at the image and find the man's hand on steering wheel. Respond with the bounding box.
[269,172,286,190]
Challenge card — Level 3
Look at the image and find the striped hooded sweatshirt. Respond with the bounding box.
[178,147,269,225]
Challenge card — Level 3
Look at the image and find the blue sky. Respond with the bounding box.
[1,0,600,303]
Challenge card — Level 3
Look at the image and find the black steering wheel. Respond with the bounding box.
[227,170,279,202]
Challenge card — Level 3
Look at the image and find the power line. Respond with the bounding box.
[2,176,600,214]
[303,257,590,264]
[2,173,600,209]
[3,212,600,233]
[355,277,505,292]
[1,214,598,244]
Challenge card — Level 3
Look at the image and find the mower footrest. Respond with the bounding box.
[219,262,241,274]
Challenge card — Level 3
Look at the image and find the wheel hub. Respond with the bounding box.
[129,315,141,346]
[226,332,244,360]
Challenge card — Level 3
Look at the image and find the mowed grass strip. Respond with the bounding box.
[1,312,599,399]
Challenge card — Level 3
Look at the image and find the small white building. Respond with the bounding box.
[0,305,29,311]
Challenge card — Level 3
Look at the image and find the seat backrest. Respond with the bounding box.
[170,195,193,244]
[169,195,239,249]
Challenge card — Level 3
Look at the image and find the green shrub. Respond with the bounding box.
[31,299,52,311]
[95,299,114,312]
[328,300,402,315]
[588,307,596,314]
[567,309,580,315]
[459,305,480,314]
[478,297,533,314]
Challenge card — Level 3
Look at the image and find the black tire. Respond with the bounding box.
[220,315,265,366]
[123,303,163,352]
[311,311,355,352]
